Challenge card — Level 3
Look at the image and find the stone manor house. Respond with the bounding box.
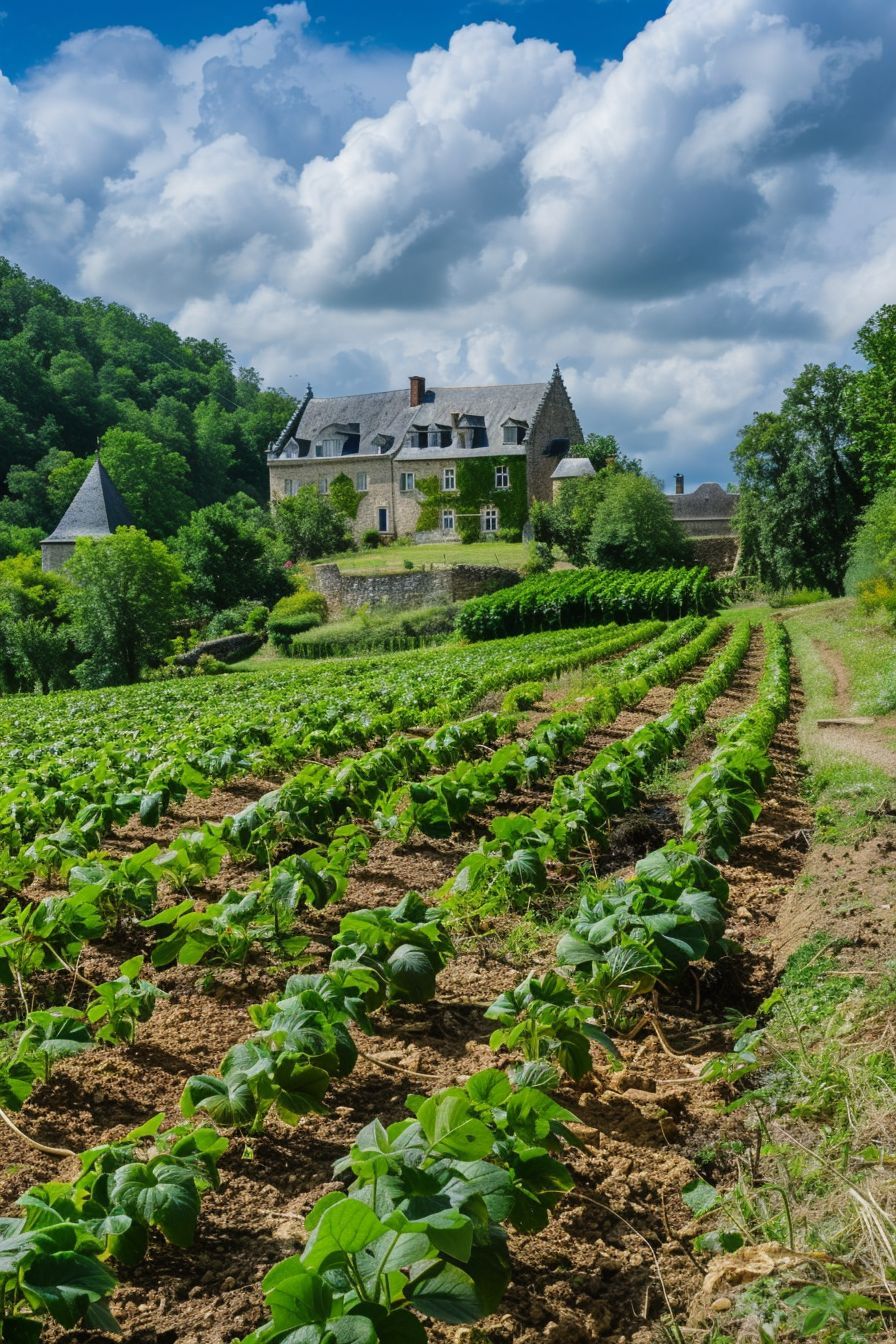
[266,368,583,541]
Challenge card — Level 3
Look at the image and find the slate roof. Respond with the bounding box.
[552,457,596,480]
[665,482,738,520]
[42,458,134,544]
[269,381,552,463]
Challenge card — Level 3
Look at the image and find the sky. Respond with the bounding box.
[1,0,895,487]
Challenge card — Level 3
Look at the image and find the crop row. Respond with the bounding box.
[0,620,794,1341]
[682,619,792,860]
[0,624,648,894]
[457,565,720,641]
[442,619,754,911]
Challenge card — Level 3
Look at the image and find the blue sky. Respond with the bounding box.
[1,0,895,484]
[2,1,667,79]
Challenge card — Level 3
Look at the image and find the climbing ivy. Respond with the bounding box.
[329,473,362,520]
[416,457,528,542]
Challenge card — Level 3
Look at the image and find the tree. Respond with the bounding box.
[533,454,644,565]
[172,496,288,615]
[732,363,865,593]
[63,528,187,686]
[272,486,352,561]
[845,485,896,616]
[570,432,642,474]
[0,552,74,691]
[847,304,896,492]
[98,427,192,537]
[585,472,691,570]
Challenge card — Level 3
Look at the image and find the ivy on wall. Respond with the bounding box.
[329,472,362,520]
[416,456,528,542]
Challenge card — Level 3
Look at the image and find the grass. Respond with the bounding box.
[309,539,531,573]
[686,603,896,1344]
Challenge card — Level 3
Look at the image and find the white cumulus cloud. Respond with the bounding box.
[0,0,895,483]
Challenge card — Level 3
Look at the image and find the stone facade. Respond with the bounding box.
[312,562,519,613]
[267,369,583,542]
[690,535,740,576]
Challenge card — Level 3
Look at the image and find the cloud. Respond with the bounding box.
[1,0,896,481]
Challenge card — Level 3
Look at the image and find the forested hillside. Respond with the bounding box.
[0,257,295,552]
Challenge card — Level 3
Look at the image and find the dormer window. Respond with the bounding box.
[471,426,488,448]
[315,437,343,458]
[409,425,452,449]
[502,420,527,446]
[459,414,487,449]
[372,434,394,455]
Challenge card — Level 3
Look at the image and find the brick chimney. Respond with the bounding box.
[674,473,684,495]
[409,375,426,408]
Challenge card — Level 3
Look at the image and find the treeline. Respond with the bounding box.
[0,257,296,553]
[734,303,896,598]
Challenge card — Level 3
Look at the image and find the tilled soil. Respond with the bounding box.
[0,633,820,1344]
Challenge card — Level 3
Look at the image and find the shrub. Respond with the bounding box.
[268,591,328,651]
[194,653,231,676]
[206,601,270,638]
[361,530,381,548]
[290,602,460,659]
[495,526,522,543]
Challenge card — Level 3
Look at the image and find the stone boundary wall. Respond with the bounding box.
[312,562,519,613]
[691,535,740,576]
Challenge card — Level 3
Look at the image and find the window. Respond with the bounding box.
[315,438,342,458]
[317,477,329,495]
[377,507,389,533]
[283,479,295,497]
[442,467,456,491]
[482,506,499,534]
[441,509,455,532]
[503,423,526,445]
[494,465,510,490]
[355,471,368,491]
[429,428,451,448]
[400,471,415,493]
[471,426,488,448]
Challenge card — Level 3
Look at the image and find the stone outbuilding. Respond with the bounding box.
[267,367,583,542]
[41,455,134,572]
[550,455,596,499]
[664,477,738,537]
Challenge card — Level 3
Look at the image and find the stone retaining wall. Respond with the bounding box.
[691,535,740,576]
[312,562,519,612]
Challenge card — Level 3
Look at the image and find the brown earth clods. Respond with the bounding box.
[4,635,891,1344]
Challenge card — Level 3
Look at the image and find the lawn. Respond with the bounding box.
[309,538,531,573]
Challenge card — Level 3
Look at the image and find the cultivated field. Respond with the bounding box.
[0,598,893,1344]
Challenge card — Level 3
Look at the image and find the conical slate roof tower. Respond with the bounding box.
[41,455,135,571]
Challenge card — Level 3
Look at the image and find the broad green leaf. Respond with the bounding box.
[109,1161,200,1248]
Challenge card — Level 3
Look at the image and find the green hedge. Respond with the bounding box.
[456,566,720,640]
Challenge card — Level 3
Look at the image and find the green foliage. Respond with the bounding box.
[328,472,362,520]
[268,589,329,651]
[733,363,866,595]
[847,303,896,494]
[456,565,718,640]
[171,496,289,615]
[97,427,192,537]
[0,256,295,542]
[63,528,188,686]
[331,892,455,1005]
[683,621,792,860]
[416,457,527,542]
[844,484,896,617]
[290,602,460,659]
[585,471,691,570]
[273,486,353,561]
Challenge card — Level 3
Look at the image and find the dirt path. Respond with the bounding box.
[811,637,896,776]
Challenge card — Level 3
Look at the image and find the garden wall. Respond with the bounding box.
[690,535,740,576]
[312,562,519,612]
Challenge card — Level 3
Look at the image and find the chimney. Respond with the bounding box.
[409,375,426,408]
[674,473,684,495]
